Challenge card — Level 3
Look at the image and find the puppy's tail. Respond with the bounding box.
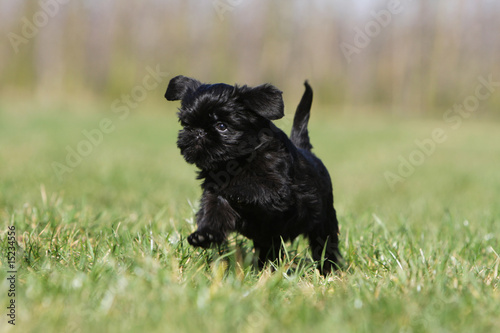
[290,81,313,151]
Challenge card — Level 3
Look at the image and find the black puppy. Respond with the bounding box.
[165,76,343,274]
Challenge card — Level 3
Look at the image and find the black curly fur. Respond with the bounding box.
[290,81,313,151]
[165,75,343,275]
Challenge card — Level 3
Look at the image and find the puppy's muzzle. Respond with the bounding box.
[195,128,206,139]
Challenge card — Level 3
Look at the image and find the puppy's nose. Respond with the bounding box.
[195,128,206,138]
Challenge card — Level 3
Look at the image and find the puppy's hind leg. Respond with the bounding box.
[309,232,342,275]
[309,210,343,275]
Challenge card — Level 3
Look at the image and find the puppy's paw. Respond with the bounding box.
[187,230,219,248]
[223,187,242,200]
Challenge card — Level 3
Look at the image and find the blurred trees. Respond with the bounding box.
[1,0,499,115]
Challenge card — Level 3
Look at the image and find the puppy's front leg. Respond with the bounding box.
[187,191,238,248]
[254,238,282,269]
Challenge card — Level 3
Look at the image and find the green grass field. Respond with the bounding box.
[1,102,499,332]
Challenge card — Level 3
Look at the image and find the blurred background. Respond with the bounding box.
[1,0,499,215]
[1,0,500,115]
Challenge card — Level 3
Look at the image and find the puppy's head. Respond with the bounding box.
[165,75,284,169]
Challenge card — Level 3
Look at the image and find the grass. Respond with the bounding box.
[0,101,499,332]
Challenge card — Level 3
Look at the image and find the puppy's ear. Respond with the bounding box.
[165,75,202,101]
[240,84,284,120]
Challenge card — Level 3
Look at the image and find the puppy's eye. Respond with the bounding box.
[215,122,228,132]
